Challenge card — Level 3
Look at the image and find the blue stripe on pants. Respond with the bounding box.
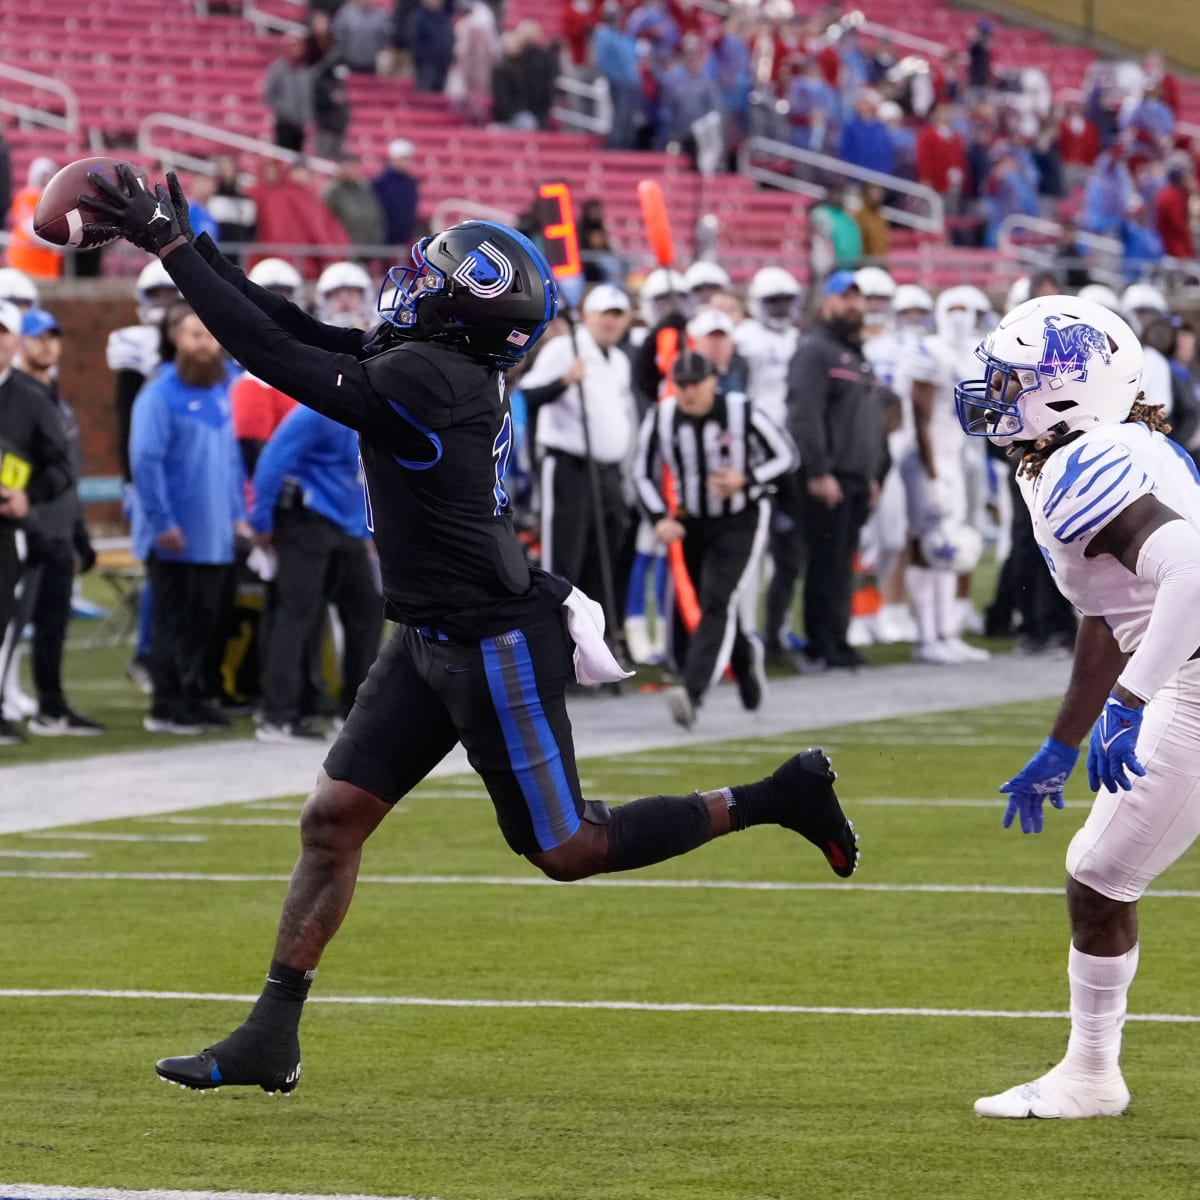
[481,631,580,851]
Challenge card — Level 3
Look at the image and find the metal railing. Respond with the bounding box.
[738,135,946,236]
[430,197,518,230]
[138,112,340,180]
[0,61,80,134]
[551,74,612,137]
[997,213,1125,286]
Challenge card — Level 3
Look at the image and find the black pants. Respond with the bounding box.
[669,504,765,703]
[0,528,20,657]
[7,535,75,713]
[800,473,871,661]
[764,470,806,643]
[147,557,234,719]
[274,119,305,152]
[540,452,629,632]
[261,509,383,725]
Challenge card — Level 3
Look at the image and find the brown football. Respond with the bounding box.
[33,156,149,250]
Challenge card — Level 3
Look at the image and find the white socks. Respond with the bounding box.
[1063,942,1139,1078]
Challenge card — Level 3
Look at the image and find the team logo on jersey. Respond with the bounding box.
[452,240,514,300]
[1039,316,1111,387]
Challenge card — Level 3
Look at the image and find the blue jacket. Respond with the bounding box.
[251,405,368,538]
[837,116,894,175]
[130,364,245,563]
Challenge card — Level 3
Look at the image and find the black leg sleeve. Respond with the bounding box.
[603,792,715,873]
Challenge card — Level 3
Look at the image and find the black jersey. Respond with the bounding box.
[166,235,569,637]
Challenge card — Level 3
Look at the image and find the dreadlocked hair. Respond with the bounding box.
[1013,393,1171,480]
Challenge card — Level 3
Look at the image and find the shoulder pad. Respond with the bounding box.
[106,324,160,374]
[1040,438,1153,544]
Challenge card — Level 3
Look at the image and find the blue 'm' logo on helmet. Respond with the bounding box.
[1039,315,1111,386]
[452,240,514,300]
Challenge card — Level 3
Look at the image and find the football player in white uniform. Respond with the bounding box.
[314,261,373,330]
[900,285,993,663]
[958,294,1200,1119]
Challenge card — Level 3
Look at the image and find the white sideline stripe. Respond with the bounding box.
[0,851,89,860]
[5,869,1200,900]
[23,832,207,844]
[0,1186,443,1200]
[151,817,298,828]
[0,987,1198,1024]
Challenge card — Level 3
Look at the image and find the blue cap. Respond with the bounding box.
[823,270,860,296]
[22,308,60,336]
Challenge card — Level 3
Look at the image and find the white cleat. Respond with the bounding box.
[941,636,991,664]
[912,640,960,665]
[975,1067,1130,1119]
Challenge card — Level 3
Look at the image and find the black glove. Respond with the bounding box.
[165,170,195,244]
[72,519,96,573]
[77,164,185,255]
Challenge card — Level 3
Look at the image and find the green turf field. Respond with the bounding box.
[4,699,1200,1200]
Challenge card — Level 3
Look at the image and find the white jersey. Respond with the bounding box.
[106,323,160,377]
[864,326,922,448]
[733,319,797,430]
[1021,422,1200,654]
[905,333,976,461]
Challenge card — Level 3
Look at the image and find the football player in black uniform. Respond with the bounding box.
[83,168,860,1095]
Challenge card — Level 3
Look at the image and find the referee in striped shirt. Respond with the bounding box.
[634,349,797,729]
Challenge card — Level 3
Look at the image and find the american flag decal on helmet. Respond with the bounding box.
[506,329,530,346]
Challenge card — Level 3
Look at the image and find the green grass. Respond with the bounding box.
[4,700,1200,1199]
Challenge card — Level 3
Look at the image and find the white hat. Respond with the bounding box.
[388,138,414,159]
[687,308,735,339]
[0,299,22,334]
[582,283,631,314]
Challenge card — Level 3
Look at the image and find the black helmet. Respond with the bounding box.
[377,220,559,367]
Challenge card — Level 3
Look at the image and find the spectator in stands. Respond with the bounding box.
[1141,50,1180,116]
[625,0,680,65]
[579,197,621,284]
[208,154,258,256]
[250,159,351,277]
[561,0,599,68]
[592,1,641,150]
[130,302,248,736]
[658,32,722,160]
[810,186,863,268]
[966,19,993,96]
[838,91,894,176]
[307,11,353,158]
[916,105,967,222]
[0,299,72,746]
[855,183,890,261]
[407,0,454,92]
[981,143,1039,248]
[877,100,915,180]
[263,32,313,153]
[371,139,420,247]
[4,309,101,737]
[186,173,220,243]
[331,0,392,73]
[491,24,557,131]
[707,14,754,151]
[786,57,840,154]
[445,0,500,123]
[251,405,383,744]
[0,125,11,231]
[1119,195,1164,283]
[1080,148,1134,238]
[1058,99,1101,191]
[5,158,62,279]
[1155,160,1195,260]
[323,154,386,253]
[1054,216,1091,290]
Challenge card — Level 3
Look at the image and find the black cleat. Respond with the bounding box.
[155,1029,301,1094]
[773,749,859,878]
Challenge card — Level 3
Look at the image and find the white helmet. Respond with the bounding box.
[955,294,1144,446]
[316,260,373,325]
[1077,283,1121,312]
[919,521,983,574]
[1120,282,1168,334]
[639,267,689,324]
[747,266,801,331]
[683,260,731,294]
[1005,275,1031,313]
[935,285,992,344]
[248,257,303,299]
[135,259,180,325]
[893,284,933,315]
[853,266,896,299]
[0,267,39,309]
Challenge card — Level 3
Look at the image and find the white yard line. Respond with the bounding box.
[151,817,299,828]
[0,1187,446,1200]
[23,832,206,843]
[0,986,1196,1023]
[0,850,89,860]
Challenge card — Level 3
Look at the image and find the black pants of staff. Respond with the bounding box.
[669,504,762,704]
[800,472,871,663]
[260,508,384,727]
[764,470,806,645]
[5,535,74,714]
[147,557,234,722]
[540,451,629,631]
[0,527,22,676]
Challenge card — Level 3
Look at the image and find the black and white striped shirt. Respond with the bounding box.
[634,390,797,521]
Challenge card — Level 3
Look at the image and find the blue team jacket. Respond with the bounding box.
[130,364,246,564]
[250,405,369,539]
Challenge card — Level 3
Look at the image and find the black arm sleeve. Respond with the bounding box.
[521,379,568,425]
[113,369,145,482]
[162,242,407,450]
[193,234,366,357]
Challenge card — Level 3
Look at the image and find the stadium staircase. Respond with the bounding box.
[1,0,1197,289]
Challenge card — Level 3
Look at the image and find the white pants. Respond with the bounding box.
[1067,660,1200,902]
[899,446,966,540]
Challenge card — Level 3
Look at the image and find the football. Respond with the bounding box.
[33,156,148,250]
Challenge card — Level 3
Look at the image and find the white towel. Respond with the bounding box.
[562,587,635,687]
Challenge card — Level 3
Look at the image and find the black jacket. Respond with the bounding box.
[0,367,74,530]
[786,320,888,484]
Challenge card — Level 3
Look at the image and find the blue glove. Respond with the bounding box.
[999,736,1079,834]
[1087,693,1146,793]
